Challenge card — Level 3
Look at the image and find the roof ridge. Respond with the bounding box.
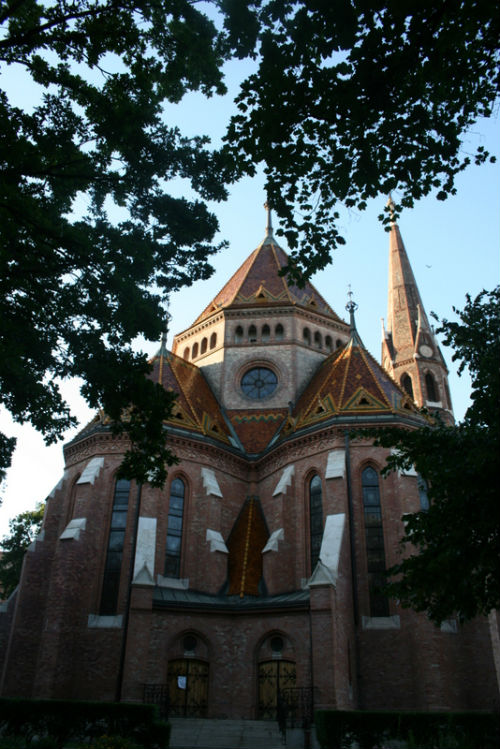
[270,242,293,302]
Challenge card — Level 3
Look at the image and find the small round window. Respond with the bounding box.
[241,367,277,399]
[270,636,284,653]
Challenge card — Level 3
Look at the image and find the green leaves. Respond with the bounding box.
[0,503,45,597]
[366,287,500,623]
[0,1,233,485]
[226,0,499,276]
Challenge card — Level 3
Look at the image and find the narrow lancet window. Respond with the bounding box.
[362,467,389,617]
[401,373,414,399]
[99,478,131,615]
[309,475,323,573]
[165,478,186,578]
[425,372,438,402]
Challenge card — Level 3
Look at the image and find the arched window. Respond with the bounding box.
[418,475,429,511]
[401,373,414,399]
[325,335,333,352]
[362,467,389,617]
[314,331,322,348]
[200,337,208,355]
[336,338,342,349]
[425,372,438,402]
[248,325,257,343]
[210,332,217,349]
[183,347,189,360]
[165,478,186,578]
[262,324,270,343]
[303,327,311,345]
[100,478,131,615]
[192,342,199,359]
[309,475,323,573]
[275,324,284,341]
[235,325,243,344]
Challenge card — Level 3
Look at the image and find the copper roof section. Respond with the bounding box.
[193,238,343,325]
[286,328,416,435]
[227,497,269,597]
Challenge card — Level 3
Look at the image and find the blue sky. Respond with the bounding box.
[0,55,498,537]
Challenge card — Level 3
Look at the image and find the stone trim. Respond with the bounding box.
[206,529,229,553]
[273,465,294,495]
[60,519,86,541]
[133,517,156,580]
[362,615,401,630]
[201,467,223,497]
[262,528,284,553]
[325,449,345,479]
[156,575,189,590]
[88,614,123,628]
[76,456,104,485]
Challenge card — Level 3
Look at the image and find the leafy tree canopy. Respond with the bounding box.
[366,287,500,624]
[0,503,45,598]
[0,0,233,486]
[225,0,499,280]
[1,1,498,488]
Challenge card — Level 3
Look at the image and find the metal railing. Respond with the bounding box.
[143,683,170,720]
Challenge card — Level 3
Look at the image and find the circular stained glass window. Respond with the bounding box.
[241,367,278,399]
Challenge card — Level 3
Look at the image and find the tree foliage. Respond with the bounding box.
[1,1,498,488]
[0,503,45,598]
[369,287,500,624]
[0,0,232,486]
[225,0,499,279]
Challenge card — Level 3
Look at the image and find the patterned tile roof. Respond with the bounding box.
[226,409,288,453]
[149,350,233,444]
[284,328,417,436]
[193,239,343,324]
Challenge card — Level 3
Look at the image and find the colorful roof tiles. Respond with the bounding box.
[193,238,342,324]
[287,332,416,435]
[227,409,288,453]
[149,350,233,445]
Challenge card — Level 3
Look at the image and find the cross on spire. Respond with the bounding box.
[346,285,359,334]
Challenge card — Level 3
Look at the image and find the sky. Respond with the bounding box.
[0,54,499,539]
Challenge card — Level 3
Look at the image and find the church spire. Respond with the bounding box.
[262,200,274,245]
[382,202,453,421]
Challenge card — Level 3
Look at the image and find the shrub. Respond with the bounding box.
[0,698,170,749]
[314,710,500,749]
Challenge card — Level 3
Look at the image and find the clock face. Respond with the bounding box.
[419,344,433,358]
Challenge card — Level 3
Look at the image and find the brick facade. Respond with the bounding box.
[1,223,498,715]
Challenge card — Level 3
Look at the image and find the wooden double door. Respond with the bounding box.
[258,660,296,719]
[167,659,209,717]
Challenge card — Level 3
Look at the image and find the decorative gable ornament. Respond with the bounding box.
[342,387,387,412]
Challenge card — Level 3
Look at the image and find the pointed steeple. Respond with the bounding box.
[383,201,453,421]
[263,200,274,245]
[345,286,363,347]
[191,206,343,325]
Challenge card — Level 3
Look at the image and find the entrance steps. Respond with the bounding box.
[168,718,284,749]
[168,718,320,749]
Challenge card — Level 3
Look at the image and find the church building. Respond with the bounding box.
[1,208,498,717]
